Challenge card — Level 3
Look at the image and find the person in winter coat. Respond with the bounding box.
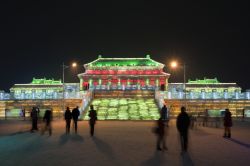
[72,106,80,134]
[64,107,72,134]
[30,107,39,132]
[223,108,232,138]
[161,105,168,121]
[161,104,170,126]
[88,105,97,137]
[176,106,190,153]
[41,109,52,136]
[156,117,167,151]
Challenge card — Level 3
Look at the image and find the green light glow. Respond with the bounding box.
[82,98,160,120]
[127,79,130,85]
[118,78,121,86]
[31,78,62,84]
[88,58,159,67]
[188,78,220,84]
[155,79,159,86]
[89,79,93,86]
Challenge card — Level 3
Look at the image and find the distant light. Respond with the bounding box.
[72,62,77,68]
[170,61,178,68]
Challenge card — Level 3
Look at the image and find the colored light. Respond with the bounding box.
[31,78,62,84]
[188,78,220,84]
[83,98,160,120]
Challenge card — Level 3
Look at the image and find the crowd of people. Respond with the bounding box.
[154,104,233,154]
[25,102,233,154]
[28,105,98,137]
[63,105,97,136]
[154,105,190,154]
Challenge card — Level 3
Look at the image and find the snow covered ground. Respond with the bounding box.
[0,119,250,166]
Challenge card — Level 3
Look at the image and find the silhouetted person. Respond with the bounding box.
[37,107,40,117]
[242,109,245,122]
[30,107,39,132]
[177,106,190,153]
[88,105,97,137]
[223,108,232,138]
[42,109,52,136]
[72,106,80,133]
[203,109,208,127]
[19,109,23,119]
[64,107,72,134]
[156,117,167,151]
[161,104,169,125]
[5,108,7,120]
[22,109,26,120]
[190,114,195,129]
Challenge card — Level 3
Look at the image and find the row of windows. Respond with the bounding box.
[86,70,162,75]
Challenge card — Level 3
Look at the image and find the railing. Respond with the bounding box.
[91,85,156,91]
[155,91,250,100]
[0,92,83,100]
[0,89,94,119]
[1,90,250,100]
[155,89,165,109]
[80,89,94,111]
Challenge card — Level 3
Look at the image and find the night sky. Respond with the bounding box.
[0,0,250,91]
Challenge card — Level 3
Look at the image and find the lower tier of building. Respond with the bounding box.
[1,98,250,119]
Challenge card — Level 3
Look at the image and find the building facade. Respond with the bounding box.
[167,78,243,100]
[1,57,250,120]
[78,55,170,91]
[10,78,63,100]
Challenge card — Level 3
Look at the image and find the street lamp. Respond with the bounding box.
[72,62,77,68]
[170,61,187,108]
[62,62,77,111]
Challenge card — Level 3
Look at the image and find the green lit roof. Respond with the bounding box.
[31,78,62,84]
[188,78,220,84]
[85,55,164,68]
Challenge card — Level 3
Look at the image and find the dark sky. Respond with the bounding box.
[0,0,250,91]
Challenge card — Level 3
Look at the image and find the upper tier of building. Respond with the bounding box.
[84,55,165,70]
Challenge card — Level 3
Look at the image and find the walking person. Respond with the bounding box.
[88,105,97,137]
[22,108,26,120]
[176,106,190,154]
[161,104,169,127]
[36,107,40,117]
[72,106,80,134]
[242,108,245,122]
[19,109,23,119]
[155,117,167,151]
[30,107,39,132]
[203,109,208,127]
[41,109,52,136]
[64,107,72,134]
[161,104,168,120]
[223,108,232,138]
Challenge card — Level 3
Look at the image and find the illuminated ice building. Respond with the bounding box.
[1,55,250,120]
[77,55,170,91]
